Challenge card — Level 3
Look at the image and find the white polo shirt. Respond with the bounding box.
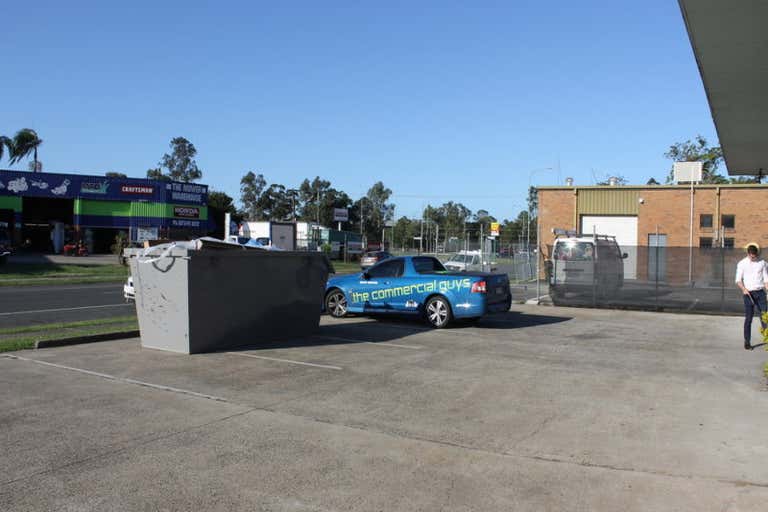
[735,257,768,291]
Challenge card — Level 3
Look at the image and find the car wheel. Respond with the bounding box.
[325,289,348,318]
[425,296,452,328]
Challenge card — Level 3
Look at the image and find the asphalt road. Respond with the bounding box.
[0,283,135,329]
[2,306,767,510]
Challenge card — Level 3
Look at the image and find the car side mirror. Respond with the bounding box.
[622,253,628,259]
[362,272,371,280]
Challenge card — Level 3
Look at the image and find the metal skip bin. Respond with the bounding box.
[128,242,332,354]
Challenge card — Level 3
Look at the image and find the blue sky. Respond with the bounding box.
[1,1,717,220]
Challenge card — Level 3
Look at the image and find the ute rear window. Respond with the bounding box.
[413,257,446,274]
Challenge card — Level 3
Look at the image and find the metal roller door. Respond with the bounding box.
[581,215,638,280]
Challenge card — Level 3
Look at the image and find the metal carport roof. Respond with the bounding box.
[678,0,768,175]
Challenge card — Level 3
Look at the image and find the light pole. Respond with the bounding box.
[359,197,367,250]
[527,167,554,302]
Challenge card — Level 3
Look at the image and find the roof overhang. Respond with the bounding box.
[678,0,768,175]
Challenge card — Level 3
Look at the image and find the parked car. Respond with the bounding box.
[443,250,496,272]
[360,251,392,269]
[0,227,11,265]
[123,275,135,301]
[325,255,512,328]
[548,233,627,303]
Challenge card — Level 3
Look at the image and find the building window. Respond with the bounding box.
[724,238,735,248]
[722,215,735,229]
[700,214,713,228]
[699,237,713,248]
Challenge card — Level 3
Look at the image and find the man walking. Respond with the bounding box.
[735,243,768,350]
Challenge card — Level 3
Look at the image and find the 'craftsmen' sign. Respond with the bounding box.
[120,185,154,195]
[174,206,200,218]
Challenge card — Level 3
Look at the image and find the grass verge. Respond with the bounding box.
[0,263,129,287]
[0,316,138,353]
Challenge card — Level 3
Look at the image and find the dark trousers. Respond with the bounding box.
[743,289,767,342]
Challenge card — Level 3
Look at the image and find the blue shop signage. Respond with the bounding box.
[0,170,207,205]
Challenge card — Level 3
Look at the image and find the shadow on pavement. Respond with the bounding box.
[460,310,573,329]
[226,310,574,352]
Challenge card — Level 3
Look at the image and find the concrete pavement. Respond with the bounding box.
[2,305,768,510]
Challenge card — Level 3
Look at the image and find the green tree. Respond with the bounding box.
[392,216,419,250]
[435,201,471,243]
[146,167,170,181]
[208,190,237,214]
[9,129,43,171]
[364,181,394,243]
[240,172,267,219]
[147,137,202,182]
[257,183,293,221]
[527,186,538,214]
[664,135,726,184]
[295,177,356,227]
[298,177,331,222]
[105,171,127,178]
[647,177,660,185]
[0,135,12,161]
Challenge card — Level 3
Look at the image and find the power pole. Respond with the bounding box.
[420,217,423,253]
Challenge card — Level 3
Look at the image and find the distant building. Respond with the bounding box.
[0,169,210,253]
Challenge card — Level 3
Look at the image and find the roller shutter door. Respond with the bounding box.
[580,215,638,280]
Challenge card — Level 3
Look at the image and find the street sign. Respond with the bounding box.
[136,227,158,242]
[490,222,500,236]
[333,208,349,222]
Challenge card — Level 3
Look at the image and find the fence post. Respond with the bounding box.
[655,226,659,311]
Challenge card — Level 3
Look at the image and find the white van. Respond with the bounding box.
[548,233,627,302]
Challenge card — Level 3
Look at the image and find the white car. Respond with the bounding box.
[444,250,495,272]
[123,275,135,301]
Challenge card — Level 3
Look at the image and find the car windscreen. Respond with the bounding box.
[554,241,594,261]
[447,254,468,263]
[412,257,447,274]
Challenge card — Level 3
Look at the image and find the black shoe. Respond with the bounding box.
[745,341,753,350]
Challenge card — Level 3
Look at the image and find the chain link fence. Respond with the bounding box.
[545,244,745,314]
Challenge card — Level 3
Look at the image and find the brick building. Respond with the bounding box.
[537,183,768,283]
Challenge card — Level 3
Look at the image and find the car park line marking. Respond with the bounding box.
[0,303,132,316]
[314,334,422,349]
[1,354,228,402]
[227,352,342,370]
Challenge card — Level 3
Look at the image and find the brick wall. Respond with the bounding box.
[538,189,575,258]
[538,185,768,284]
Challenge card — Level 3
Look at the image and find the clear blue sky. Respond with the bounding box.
[1,0,717,220]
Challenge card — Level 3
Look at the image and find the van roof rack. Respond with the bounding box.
[551,228,617,241]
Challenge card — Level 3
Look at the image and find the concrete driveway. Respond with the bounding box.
[2,306,767,511]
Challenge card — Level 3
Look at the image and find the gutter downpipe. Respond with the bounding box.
[688,180,694,284]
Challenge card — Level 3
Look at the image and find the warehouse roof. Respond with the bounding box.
[537,183,768,190]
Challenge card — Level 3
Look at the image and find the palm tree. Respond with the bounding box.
[0,135,12,162]
[10,129,43,171]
